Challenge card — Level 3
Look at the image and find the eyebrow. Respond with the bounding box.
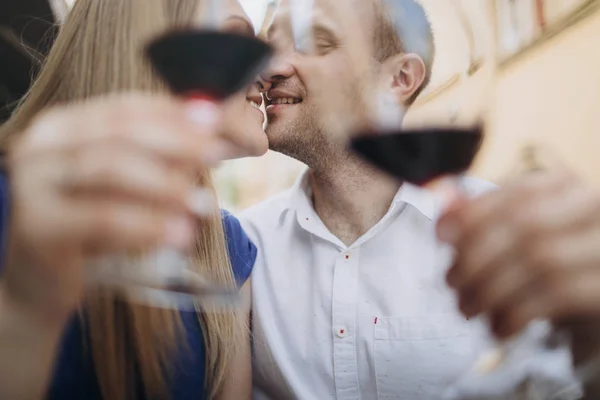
[266,20,337,44]
[224,16,255,37]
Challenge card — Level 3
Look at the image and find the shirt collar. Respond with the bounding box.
[288,167,312,214]
[286,168,438,221]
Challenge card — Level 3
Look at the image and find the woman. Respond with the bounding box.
[0,0,267,399]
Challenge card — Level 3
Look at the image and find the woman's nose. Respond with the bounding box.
[257,79,271,93]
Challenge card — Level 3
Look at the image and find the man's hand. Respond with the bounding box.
[436,170,600,340]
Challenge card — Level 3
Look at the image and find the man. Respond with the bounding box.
[239,0,578,399]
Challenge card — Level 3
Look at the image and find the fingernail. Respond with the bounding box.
[164,216,194,249]
[437,221,459,244]
[187,188,216,217]
[185,100,219,130]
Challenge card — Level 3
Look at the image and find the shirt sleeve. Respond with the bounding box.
[221,210,257,287]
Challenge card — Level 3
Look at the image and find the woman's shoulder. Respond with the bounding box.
[221,210,256,286]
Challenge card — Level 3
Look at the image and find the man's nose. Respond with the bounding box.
[258,55,296,92]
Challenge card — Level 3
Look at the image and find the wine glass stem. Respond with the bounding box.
[290,0,314,51]
[440,175,514,361]
[204,0,222,29]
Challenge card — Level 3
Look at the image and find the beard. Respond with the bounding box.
[265,64,373,170]
[265,102,347,170]
[266,93,368,171]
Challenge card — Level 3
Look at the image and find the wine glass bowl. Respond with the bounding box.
[344,0,490,189]
[146,30,273,101]
[350,125,484,186]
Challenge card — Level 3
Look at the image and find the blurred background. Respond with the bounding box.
[1,0,599,211]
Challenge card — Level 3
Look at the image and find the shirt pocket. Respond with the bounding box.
[374,314,477,400]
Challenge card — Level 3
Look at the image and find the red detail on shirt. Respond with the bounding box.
[340,329,345,334]
[374,317,378,325]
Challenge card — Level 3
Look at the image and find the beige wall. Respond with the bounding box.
[479,9,600,186]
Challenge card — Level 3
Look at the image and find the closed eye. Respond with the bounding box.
[313,26,338,54]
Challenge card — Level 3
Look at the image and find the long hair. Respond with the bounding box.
[0,0,241,398]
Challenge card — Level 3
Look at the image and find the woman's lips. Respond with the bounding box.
[247,99,265,123]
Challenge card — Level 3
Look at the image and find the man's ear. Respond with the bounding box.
[381,53,426,105]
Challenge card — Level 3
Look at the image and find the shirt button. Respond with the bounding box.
[344,253,350,260]
[336,328,347,338]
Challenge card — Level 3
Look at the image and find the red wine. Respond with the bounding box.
[350,127,483,186]
[146,30,272,101]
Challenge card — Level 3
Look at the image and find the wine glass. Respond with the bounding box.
[348,0,487,187]
[290,0,314,53]
[89,0,272,311]
[146,0,272,102]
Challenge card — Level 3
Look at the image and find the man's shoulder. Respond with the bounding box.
[236,189,295,237]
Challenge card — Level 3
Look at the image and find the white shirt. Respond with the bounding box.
[238,170,576,400]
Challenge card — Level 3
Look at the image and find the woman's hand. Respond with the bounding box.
[437,170,600,339]
[3,93,233,325]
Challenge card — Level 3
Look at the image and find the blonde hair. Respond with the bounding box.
[0,0,242,398]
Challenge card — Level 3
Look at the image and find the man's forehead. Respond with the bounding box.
[268,0,375,38]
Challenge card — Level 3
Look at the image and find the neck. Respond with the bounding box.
[309,158,400,246]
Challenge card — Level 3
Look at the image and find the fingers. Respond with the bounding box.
[445,221,515,289]
[57,142,214,215]
[437,187,510,245]
[60,200,196,253]
[438,170,600,337]
[442,172,598,292]
[437,170,575,246]
[456,257,535,319]
[454,223,600,330]
[9,93,232,261]
[14,94,237,170]
[490,271,600,338]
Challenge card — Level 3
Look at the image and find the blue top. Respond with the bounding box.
[0,175,256,400]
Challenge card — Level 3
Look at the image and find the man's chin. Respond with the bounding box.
[265,122,291,150]
[265,114,289,134]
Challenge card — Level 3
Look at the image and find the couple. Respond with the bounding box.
[1,1,600,400]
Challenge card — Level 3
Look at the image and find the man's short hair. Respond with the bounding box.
[372,0,435,104]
